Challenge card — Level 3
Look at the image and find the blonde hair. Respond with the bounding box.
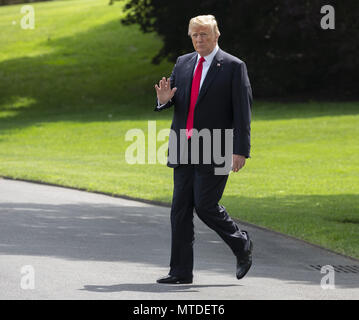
[188,15,221,37]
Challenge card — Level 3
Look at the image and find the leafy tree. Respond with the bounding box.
[116,0,358,99]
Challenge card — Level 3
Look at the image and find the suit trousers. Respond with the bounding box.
[169,140,248,278]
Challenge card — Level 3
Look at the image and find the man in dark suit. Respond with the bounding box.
[154,15,253,284]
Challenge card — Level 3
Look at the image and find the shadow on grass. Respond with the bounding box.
[0,18,173,131]
[0,17,358,134]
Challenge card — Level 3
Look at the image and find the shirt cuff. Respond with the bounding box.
[157,99,171,109]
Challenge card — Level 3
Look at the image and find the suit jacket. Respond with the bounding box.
[154,48,252,168]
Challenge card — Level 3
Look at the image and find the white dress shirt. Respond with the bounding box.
[194,44,219,89]
[157,44,220,108]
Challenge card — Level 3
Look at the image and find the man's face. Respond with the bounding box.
[190,24,218,57]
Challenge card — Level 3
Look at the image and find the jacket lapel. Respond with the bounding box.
[196,48,224,107]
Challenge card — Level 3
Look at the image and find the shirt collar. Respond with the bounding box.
[197,44,219,64]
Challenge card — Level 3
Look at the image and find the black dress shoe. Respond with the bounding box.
[156,275,193,284]
[236,238,253,280]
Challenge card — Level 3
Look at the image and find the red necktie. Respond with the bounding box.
[186,56,205,139]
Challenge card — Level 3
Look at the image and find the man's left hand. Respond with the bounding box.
[232,154,246,172]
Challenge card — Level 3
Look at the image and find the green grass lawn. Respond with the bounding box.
[1,0,359,259]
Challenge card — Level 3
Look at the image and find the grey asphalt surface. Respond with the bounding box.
[0,178,358,300]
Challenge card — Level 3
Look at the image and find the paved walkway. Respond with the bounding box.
[0,178,358,299]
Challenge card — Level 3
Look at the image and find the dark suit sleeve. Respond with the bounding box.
[232,61,252,158]
[154,57,179,112]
